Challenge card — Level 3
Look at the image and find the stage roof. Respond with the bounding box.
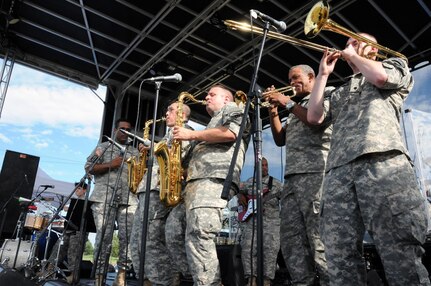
[1,0,430,126]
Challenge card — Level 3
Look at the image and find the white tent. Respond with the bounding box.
[33,167,76,207]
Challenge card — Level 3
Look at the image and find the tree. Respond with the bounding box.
[84,239,94,255]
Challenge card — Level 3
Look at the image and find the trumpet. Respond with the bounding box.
[234,85,296,108]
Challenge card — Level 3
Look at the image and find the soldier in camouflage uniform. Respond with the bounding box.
[307,34,430,285]
[173,84,249,285]
[129,102,194,286]
[237,157,282,286]
[85,118,139,286]
[264,64,331,285]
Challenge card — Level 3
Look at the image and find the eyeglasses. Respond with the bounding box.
[119,128,131,132]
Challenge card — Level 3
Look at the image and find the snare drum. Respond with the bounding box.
[24,213,48,230]
[0,239,35,269]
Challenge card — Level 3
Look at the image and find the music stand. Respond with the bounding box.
[65,199,96,233]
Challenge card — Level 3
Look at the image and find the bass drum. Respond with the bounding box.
[0,239,35,270]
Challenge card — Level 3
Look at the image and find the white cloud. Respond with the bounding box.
[1,65,106,140]
[0,133,12,143]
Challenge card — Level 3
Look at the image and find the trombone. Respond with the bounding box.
[304,1,407,61]
[224,1,406,61]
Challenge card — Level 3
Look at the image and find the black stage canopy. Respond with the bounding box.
[1,0,430,129]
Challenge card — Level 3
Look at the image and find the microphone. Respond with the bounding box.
[143,73,182,83]
[250,9,287,32]
[104,135,126,154]
[40,185,55,188]
[15,196,32,203]
[119,129,151,147]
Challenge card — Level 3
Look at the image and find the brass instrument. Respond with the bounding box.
[155,92,206,207]
[224,19,339,55]
[304,1,407,60]
[234,86,296,108]
[224,2,406,61]
[127,117,165,194]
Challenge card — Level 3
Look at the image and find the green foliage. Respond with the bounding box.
[111,232,119,257]
[84,240,94,255]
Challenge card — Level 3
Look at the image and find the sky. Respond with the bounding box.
[0,61,431,196]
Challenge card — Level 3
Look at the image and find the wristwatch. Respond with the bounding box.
[285,100,296,111]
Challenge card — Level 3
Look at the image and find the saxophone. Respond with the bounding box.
[127,117,165,194]
[155,92,206,207]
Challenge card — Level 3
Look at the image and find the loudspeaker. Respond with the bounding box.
[216,244,245,286]
[0,268,35,285]
[0,150,39,239]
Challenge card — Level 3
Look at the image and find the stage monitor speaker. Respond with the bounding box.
[0,150,40,239]
[0,268,36,285]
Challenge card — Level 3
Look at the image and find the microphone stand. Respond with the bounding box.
[138,80,162,286]
[220,20,271,286]
[70,175,92,285]
[90,139,130,286]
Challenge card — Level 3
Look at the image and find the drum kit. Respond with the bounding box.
[0,197,71,283]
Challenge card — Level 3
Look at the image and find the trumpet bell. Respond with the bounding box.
[304,1,329,38]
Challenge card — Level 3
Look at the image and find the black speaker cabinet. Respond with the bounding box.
[0,150,40,239]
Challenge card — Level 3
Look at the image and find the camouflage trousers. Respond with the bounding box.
[184,179,225,286]
[91,202,136,274]
[280,173,329,286]
[129,191,174,285]
[48,230,88,271]
[239,213,280,280]
[321,152,430,286]
[165,201,190,276]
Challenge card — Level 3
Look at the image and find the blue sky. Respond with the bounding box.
[0,62,430,195]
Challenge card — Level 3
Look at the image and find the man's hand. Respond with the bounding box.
[173,126,194,140]
[109,156,124,169]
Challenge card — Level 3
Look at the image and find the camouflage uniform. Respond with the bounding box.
[184,102,249,285]
[129,126,194,285]
[239,174,282,281]
[281,93,332,286]
[320,58,429,285]
[85,141,139,274]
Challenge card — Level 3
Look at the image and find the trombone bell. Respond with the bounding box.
[304,1,329,38]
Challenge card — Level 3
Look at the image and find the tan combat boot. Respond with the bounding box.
[112,269,126,286]
[263,278,271,286]
[248,276,257,286]
[143,279,152,286]
[172,272,182,286]
[94,274,104,286]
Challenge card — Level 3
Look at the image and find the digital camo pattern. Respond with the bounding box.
[325,58,413,170]
[184,180,224,286]
[284,91,332,175]
[321,152,429,285]
[320,57,429,285]
[91,202,136,273]
[165,202,189,276]
[281,86,332,285]
[85,141,139,205]
[130,191,173,285]
[130,124,194,284]
[280,173,329,286]
[186,102,249,191]
[239,175,282,280]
